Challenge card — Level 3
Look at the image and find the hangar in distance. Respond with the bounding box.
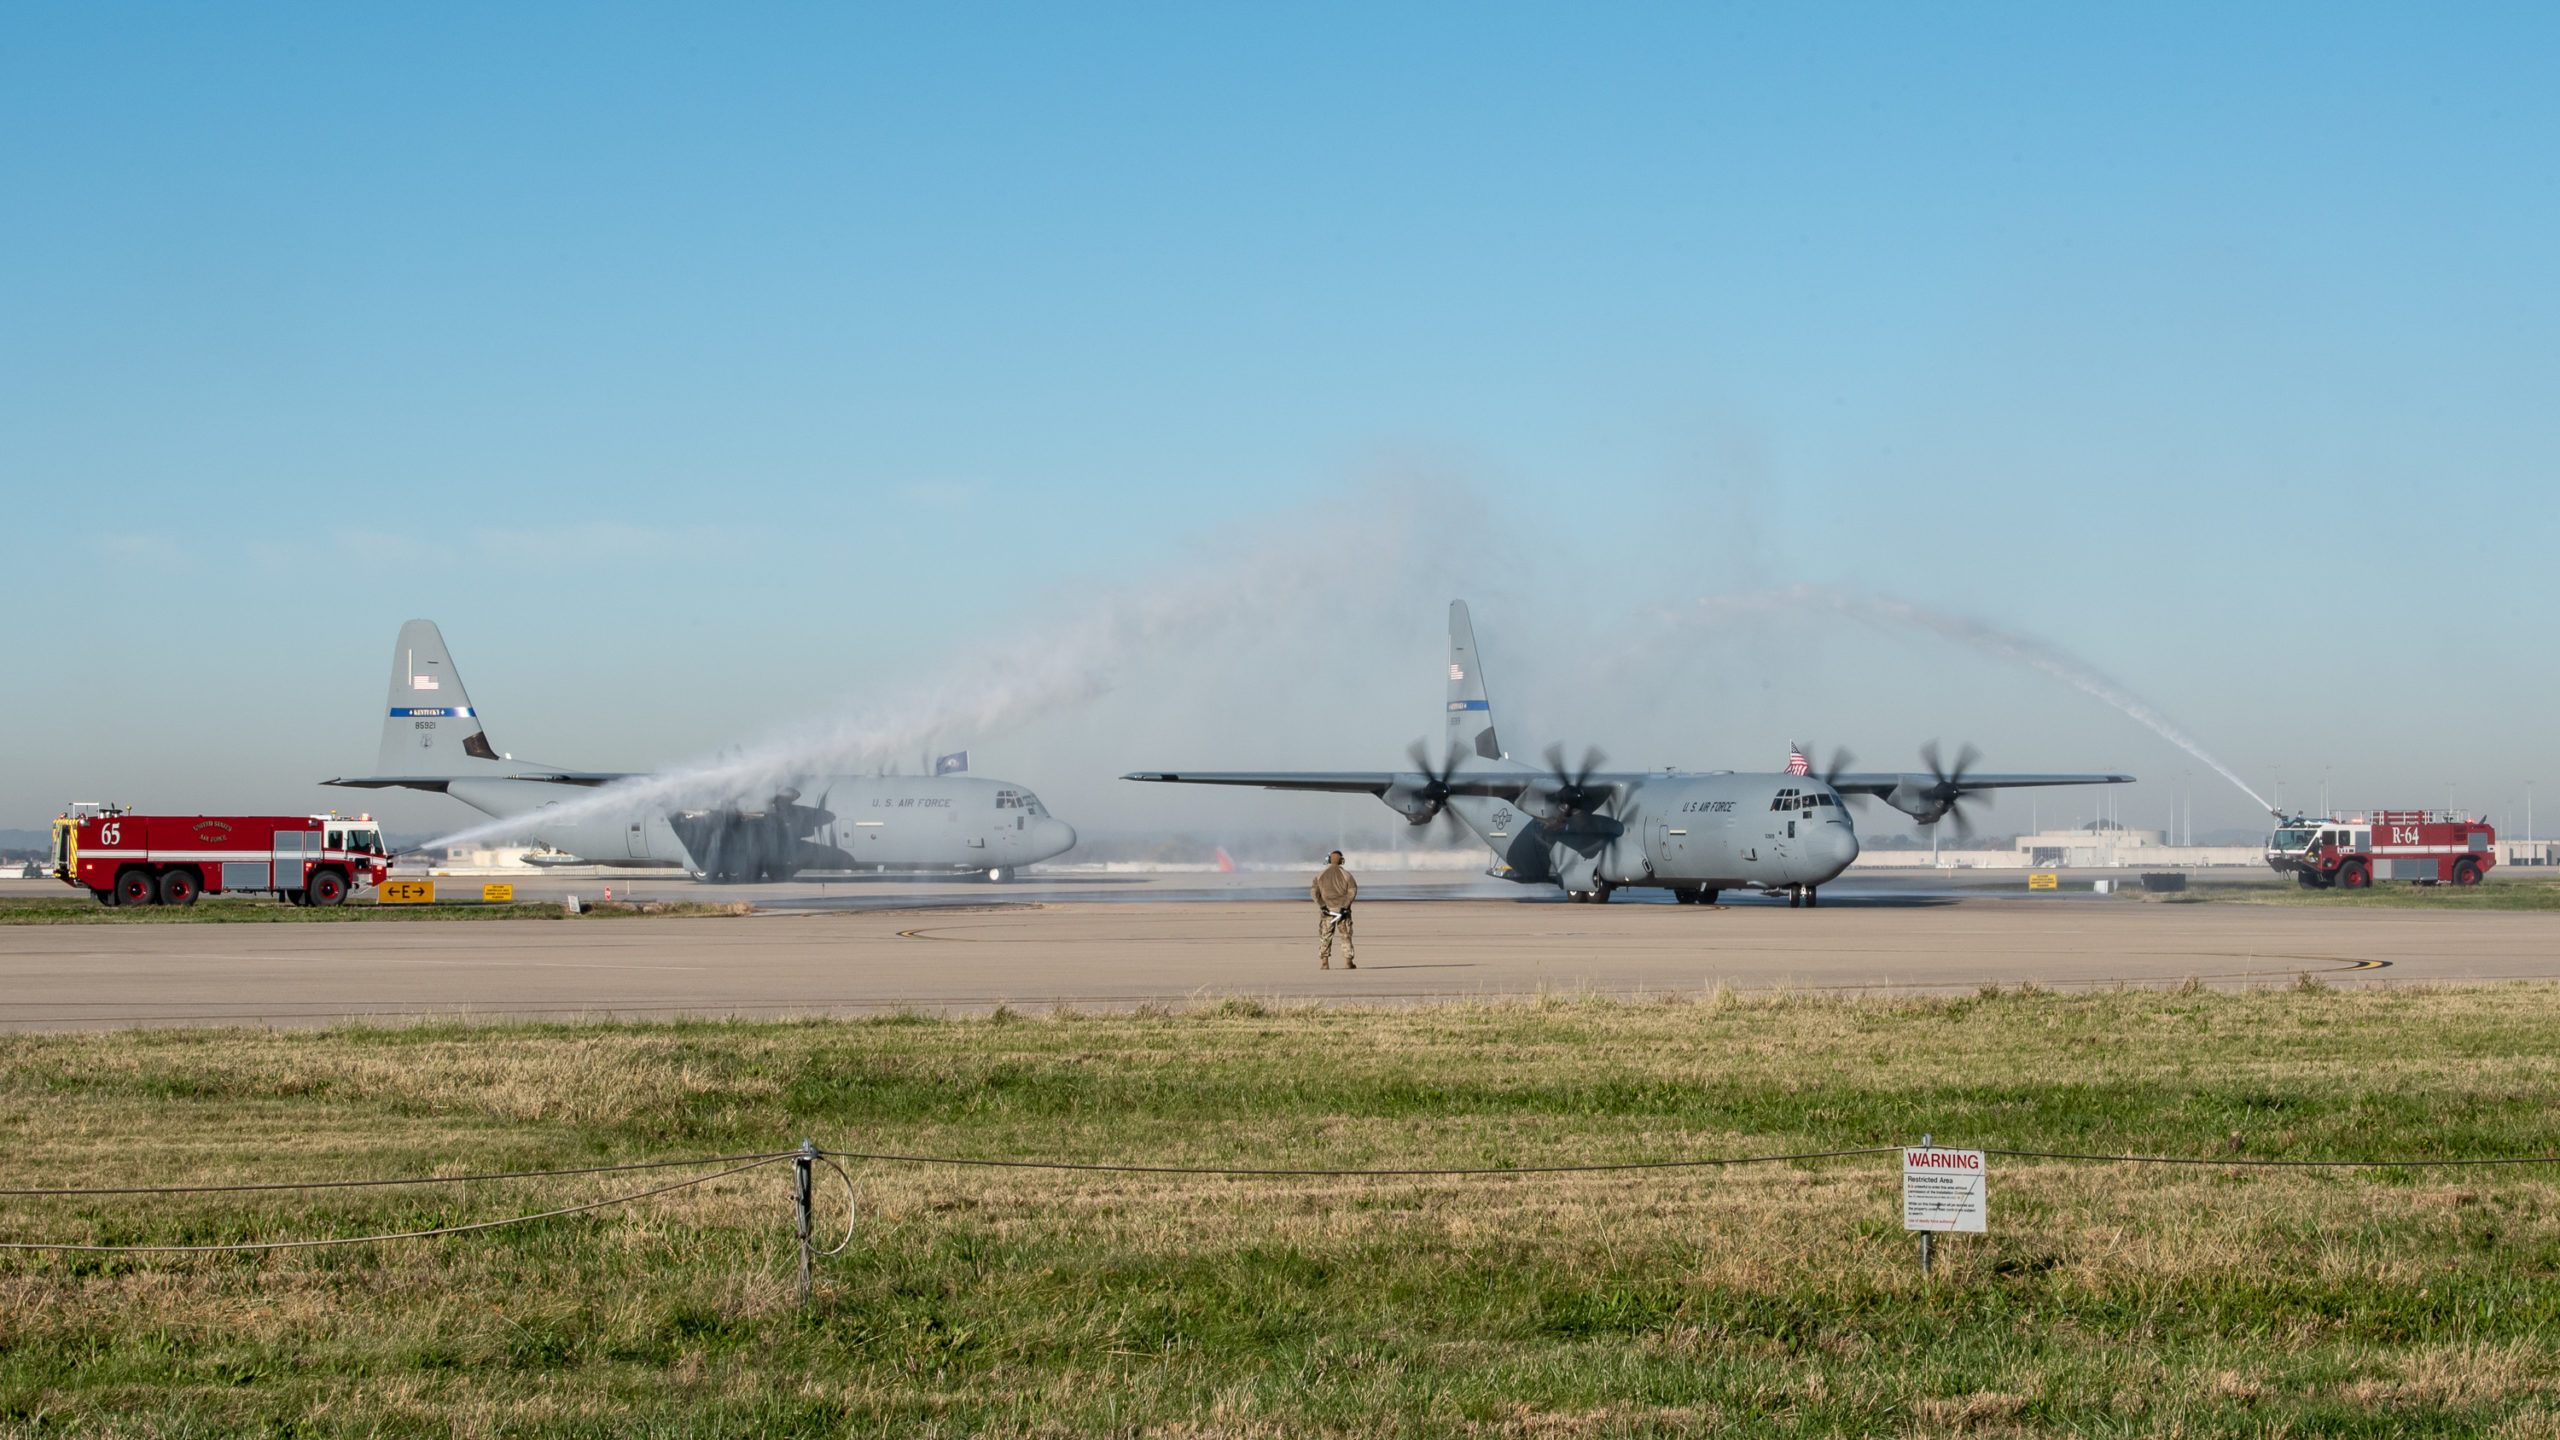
[325,621,1076,882]
[1127,601,2133,906]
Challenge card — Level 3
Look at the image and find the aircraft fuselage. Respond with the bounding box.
[1448,771,1858,897]
[448,774,1077,881]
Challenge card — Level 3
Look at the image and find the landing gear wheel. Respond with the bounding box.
[1592,884,1614,904]
[115,869,158,907]
[306,869,348,907]
[1671,886,1702,905]
[1804,886,1819,909]
[1787,887,1802,909]
[2453,858,2483,886]
[985,867,1009,883]
[1697,888,1719,906]
[157,869,200,907]
[2335,860,2371,890]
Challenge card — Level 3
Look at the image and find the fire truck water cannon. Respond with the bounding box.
[49,809,394,908]
[2265,810,2496,890]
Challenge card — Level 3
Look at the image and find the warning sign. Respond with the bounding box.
[379,881,435,905]
[481,883,515,903]
[2028,872,2058,890]
[1903,1148,1988,1233]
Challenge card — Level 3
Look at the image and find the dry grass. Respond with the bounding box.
[5,985,2560,1434]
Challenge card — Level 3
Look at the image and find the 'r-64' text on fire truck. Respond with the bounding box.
[2266,811,2495,890]
[48,805,392,907]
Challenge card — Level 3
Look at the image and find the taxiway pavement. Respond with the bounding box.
[2,874,2554,1029]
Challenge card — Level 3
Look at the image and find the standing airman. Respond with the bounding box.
[1314,850,1357,969]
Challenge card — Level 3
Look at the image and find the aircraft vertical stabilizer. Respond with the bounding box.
[377,620,513,777]
[1446,600,1504,762]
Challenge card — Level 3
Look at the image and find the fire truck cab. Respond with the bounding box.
[2266,810,2494,889]
[50,804,392,907]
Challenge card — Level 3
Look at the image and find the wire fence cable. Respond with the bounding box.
[0,1149,799,1198]
[815,1145,1905,1176]
[0,1156,792,1254]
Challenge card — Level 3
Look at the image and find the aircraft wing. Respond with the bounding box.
[322,771,638,792]
[1827,772,2134,795]
[1122,771,1533,798]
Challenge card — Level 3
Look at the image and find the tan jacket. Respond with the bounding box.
[1312,863,1357,911]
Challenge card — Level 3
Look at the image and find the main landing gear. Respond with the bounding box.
[1786,885,1820,909]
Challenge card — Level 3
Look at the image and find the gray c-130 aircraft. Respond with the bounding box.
[1125,601,2132,906]
[323,621,1077,882]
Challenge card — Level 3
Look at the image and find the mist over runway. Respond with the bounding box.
[2,876,2554,1031]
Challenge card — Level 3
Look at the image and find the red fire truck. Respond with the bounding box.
[48,804,393,907]
[2265,811,2496,889]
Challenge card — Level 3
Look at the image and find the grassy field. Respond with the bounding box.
[0,895,750,924]
[6,988,2560,1435]
[2173,871,2560,911]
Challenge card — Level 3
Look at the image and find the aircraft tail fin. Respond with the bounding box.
[1446,600,1505,762]
[377,620,513,777]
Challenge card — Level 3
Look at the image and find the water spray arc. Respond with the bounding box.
[1679,585,2277,818]
[417,508,1460,857]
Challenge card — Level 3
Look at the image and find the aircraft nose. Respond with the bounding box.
[1034,817,1077,859]
[1813,820,1859,873]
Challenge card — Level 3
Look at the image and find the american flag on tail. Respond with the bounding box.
[1784,743,1811,776]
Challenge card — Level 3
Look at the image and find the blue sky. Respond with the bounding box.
[5,5,2555,840]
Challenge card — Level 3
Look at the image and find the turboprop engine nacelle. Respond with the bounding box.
[1884,778,1955,825]
[1380,779,1443,825]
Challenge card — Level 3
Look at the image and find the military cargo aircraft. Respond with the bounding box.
[324,621,1077,882]
[1125,601,2131,906]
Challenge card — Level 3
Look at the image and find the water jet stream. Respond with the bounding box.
[1678,584,2276,816]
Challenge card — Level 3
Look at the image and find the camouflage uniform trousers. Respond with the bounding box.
[1318,907,1355,969]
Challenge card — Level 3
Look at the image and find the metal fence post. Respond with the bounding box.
[795,1138,816,1300]
[1917,1133,1932,1282]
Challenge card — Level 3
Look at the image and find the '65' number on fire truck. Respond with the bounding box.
[99,823,120,845]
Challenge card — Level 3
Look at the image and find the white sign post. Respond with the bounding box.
[1903,1139,1987,1278]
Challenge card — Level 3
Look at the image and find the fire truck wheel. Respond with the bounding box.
[2453,858,2483,886]
[307,869,348,907]
[2296,872,2324,888]
[2336,860,2371,890]
[156,869,200,907]
[114,868,158,906]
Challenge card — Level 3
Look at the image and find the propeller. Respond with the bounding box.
[1797,742,1866,808]
[1820,746,1856,788]
[1394,739,1470,837]
[1536,742,1618,823]
[1918,740,1984,838]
